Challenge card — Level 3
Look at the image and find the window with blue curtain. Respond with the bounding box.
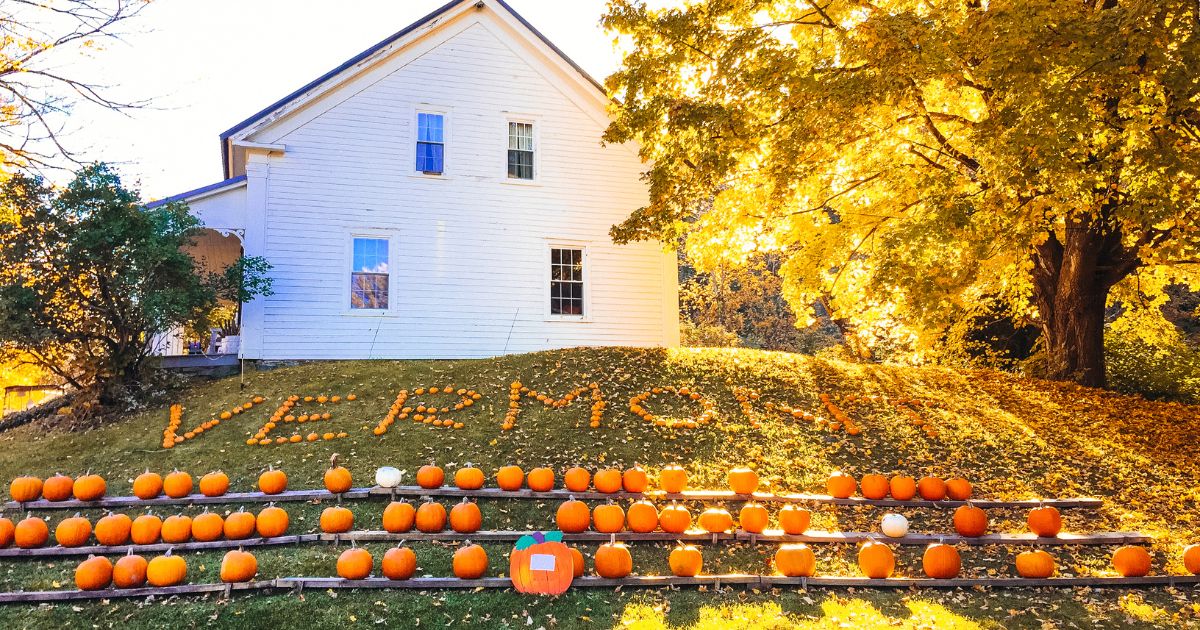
[351,237,389,309]
[416,112,444,174]
[507,121,534,179]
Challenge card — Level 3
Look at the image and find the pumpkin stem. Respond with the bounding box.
[330,453,340,469]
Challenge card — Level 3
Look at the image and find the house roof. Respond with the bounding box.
[144,175,247,210]
[218,0,606,178]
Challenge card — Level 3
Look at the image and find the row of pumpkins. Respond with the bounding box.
[0,507,291,549]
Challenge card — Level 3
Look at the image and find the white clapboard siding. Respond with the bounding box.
[243,18,676,360]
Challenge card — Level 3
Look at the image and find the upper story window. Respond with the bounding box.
[550,247,584,316]
[507,121,534,180]
[351,237,389,310]
[416,112,445,175]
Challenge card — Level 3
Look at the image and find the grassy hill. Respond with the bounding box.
[0,347,1198,629]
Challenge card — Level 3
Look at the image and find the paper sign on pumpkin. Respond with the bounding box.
[509,531,573,595]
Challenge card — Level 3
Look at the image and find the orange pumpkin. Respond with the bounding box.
[739,502,769,534]
[527,467,555,492]
[1112,546,1151,577]
[220,549,258,583]
[778,505,812,535]
[162,470,193,499]
[593,469,623,494]
[453,542,488,579]
[556,498,590,533]
[727,467,759,495]
[626,500,659,533]
[922,543,961,578]
[659,502,692,534]
[570,546,585,577]
[495,466,524,491]
[594,541,632,578]
[669,544,702,577]
[146,551,187,587]
[509,534,574,594]
[130,513,162,545]
[132,471,163,500]
[382,546,417,580]
[415,499,447,533]
[889,475,917,501]
[191,510,224,542]
[698,507,733,533]
[658,464,687,493]
[1027,505,1062,538]
[223,509,257,540]
[774,544,816,577]
[416,463,444,490]
[55,513,92,547]
[592,502,626,534]
[75,555,113,590]
[622,466,649,493]
[256,506,289,538]
[826,472,857,499]
[14,516,48,548]
[945,477,972,501]
[337,546,373,579]
[383,501,416,533]
[161,514,192,544]
[94,512,133,546]
[73,473,106,501]
[9,476,43,503]
[42,474,74,502]
[258,467,288,495]
[859,474,890,500]
[858,540,896,579]
[952,504,988,538]
[449,498,482,533]
[563,467,591,492]
[0,516,13,548]
[321,506,354,533]
[199,471,230,497]
[113,552,148,588]
[916,476,947,501]
[1015,549,1055,578]
[455,464,485,490]
[1182,544,1200,575]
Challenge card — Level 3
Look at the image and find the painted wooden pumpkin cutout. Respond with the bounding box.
[509,531,573,595]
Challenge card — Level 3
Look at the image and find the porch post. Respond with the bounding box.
[240,151,272,360]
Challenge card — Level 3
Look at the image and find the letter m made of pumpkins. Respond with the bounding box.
[510,531,573,595]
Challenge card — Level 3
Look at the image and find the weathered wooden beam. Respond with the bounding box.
[3,489,370,511]
[0,580,273,603]
[318,531,734,544]
[736,530,1152,546]
[0,535,320,558]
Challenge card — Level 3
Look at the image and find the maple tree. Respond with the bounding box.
[602,0,1200,386]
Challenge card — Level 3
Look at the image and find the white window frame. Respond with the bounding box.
[544,241,590,322]
[412,106,451,178]
[502,112,541,184]
[345,233,396,316]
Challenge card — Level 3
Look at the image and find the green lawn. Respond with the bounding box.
[0,347,1197,629]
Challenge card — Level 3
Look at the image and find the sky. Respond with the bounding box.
[57,0,620,199]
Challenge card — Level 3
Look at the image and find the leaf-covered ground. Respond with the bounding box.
[0,347,1197,629]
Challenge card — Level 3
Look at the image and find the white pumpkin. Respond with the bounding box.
[375,466,403,488]
[880,513,909,538]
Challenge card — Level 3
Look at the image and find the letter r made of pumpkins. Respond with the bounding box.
[509,531,574,595]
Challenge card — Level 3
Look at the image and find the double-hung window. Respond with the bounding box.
[351,238,389,310]
[550,247,584,316]
[507,121,534,180]
[416,112,445,174]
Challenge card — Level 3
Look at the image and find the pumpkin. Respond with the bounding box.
[922,543,961,578]
[659,464,687,493]
[9,476,43,503]
[594,541,632,578]
[952,504,988,538]
[916,476,947,501]
[256,506,289,538]
[563,467,591,492]
[382,546,417,580]
[321,506,354,533]
[698,507,733,533]
[454,464,485,490]
[42,473,74,502]
[415,499,447,532]
[223,508,257,540]
[1183,544,1200,575]
[592,502,626,534]
[858,540,896,578]
[1027,505,1062,537]
[495,466,524,491]
[416,463,444,489]
[161,514,192,543]
[859,474,890,500]
[383,501,416,533]
[453,542,488,578]
[1015,549,1055,578]
[527,467,555,492]
[162,470,193,499]
[739,502,769,534]
[199,471,230,497]
[220,549,258,583]
[593,469,623,494]
[449,498,482,533]
[147,551,187,587]
[659,502,692,534]
[73,473,106,501]
[570,546,585,577]
[14,515,48,548]
[626,500,659,533]
[669,544,703,577]
[0,516,13,548]
[130,513,162,545]
[94,512,132,546]
[337,546,373,579]
[509,532,574,594]
[622,466,649,493]
[113,552,148,588]
[826,472,857,499]
[375,466,403,489]
[258,466,288,495]
[945,478,972,501]
[889,475,917,501]
[1112,546,1151,577]
[779,505,812,535]
[556,498,590,533]
[55,513,92,547]
[880,513,909,538]
[75,555,113,590]
[132,471,163,500]
[775,543,816,577]
[191,510,224,542]
[727,467,759,495]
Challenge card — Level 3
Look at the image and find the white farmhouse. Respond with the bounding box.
[150,0,679,362]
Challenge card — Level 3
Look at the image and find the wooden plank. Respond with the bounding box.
[3,489,371,511]
[0,535,321,558]
[736,530,1152,546]
[0,581,273,603]
[318,531,734,543]
[763,575,1200,588]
